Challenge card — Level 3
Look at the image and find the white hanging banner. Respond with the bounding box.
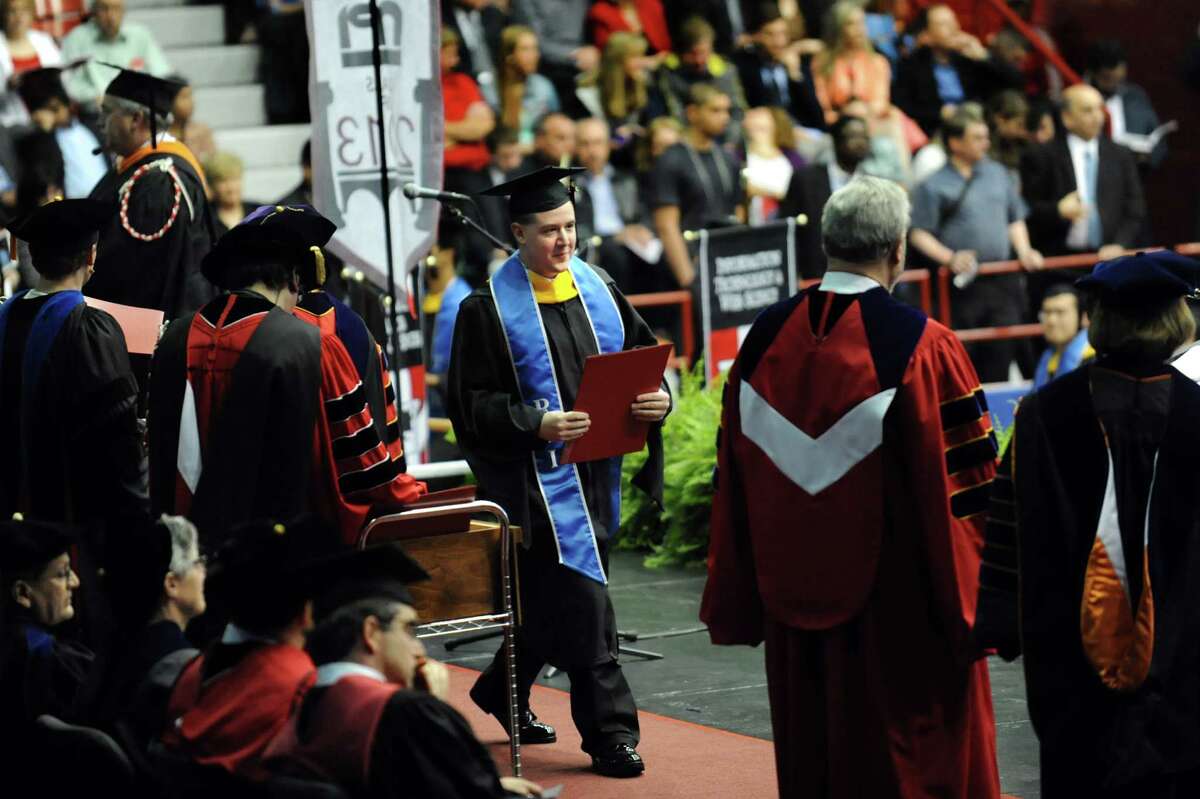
[304,0,442,289]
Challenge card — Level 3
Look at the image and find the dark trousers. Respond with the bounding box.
[472,634,640,754]
[951,275,1029,383]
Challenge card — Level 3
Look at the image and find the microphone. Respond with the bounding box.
[402,183,471,203]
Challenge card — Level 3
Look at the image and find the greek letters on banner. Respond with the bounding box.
[698,218,798,380]
[305,0,441,462]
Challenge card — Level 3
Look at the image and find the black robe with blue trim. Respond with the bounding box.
[446,266,666,668]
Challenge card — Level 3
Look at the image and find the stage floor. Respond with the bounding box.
[432,550,1042,798]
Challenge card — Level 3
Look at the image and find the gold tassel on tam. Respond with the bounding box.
[310,246,326,287]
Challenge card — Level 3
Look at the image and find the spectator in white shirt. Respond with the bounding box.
[61,0,170,110]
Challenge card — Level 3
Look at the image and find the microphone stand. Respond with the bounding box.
[441,199,514,255]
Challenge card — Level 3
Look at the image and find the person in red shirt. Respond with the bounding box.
[587,0,671,54]
[440,26,497,284]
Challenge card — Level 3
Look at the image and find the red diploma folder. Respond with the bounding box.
[84,297,164,355]
[560,343,672,465]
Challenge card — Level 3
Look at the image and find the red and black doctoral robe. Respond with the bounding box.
[148,292,425,548]
[162,642,315,780]
[701,276,1000,799]
[263,670,511,798]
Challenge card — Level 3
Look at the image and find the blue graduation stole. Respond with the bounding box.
[0,290,86,396]
[489,254,625,584]
[1034,328,1091,389]
[431,276,472,374]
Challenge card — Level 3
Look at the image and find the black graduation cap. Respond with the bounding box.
[312,543,431,620]
[201,204,337,290]
[7,198,112,262]
[103,515,174,629]
[206,515,342,602]
[1076,250,1200,307]
[16,67,68,113]
[101,64,185,145]
[479,165,586,218]
[0,514,77,578]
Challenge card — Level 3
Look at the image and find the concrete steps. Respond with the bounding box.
[169,44,259,87]
[126,5,224,48]
[213,124,309,169]
[243,166,304,205]
[192,84,267,129]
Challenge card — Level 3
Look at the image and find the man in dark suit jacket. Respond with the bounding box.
[780,114,871,279]
[441,0,506,87]
[892,5,1022,137]
[732,5,825,130]
[1020,84,1146,262]
[574,118,657,294]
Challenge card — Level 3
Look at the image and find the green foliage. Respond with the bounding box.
[618,362,725,568]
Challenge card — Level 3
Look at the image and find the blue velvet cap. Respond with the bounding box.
[1075,251,1200,307]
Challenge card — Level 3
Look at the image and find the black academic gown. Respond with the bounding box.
[147,293,322,549]
[446,267,666,670]
[975,360,1200,798]
[0,294,148,527]
[86,148,216,319]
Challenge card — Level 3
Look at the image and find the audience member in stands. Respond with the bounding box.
[148,207,425,547]
[910,109,1043,382]
[909,100,982,186]
[263,544,545,798]
[0,0,62,126]
[255,0,308,124]
[482,25,559,151]
[986,89,1029,181]
[61,0,170,110]
[510,0,597,117]
[863,0,899,66]
[204,152,255,237]
[159,517,337,781]
[649,83,743,287]
[650,16,748,141]
[440,0,506,96]
[810,2,889,125]
[1020,84,1145,262]
[441,27,497,280]
[0,517,93,727]
[663,0,752,56]
[1086,39,1167,170]
[892,4,1021,137]
[167,74,215,163]
[518,111,576,173]
[988,27,1031,91]
[837,96,910,185]
[588,0,672,54]
[733,3,826,130]
[578,32,653,149]
[477,126,523,246]
[780,112,869,278]
[1033,283,1092,388]
[634,114,681,192]
[742,106,804,225]
[16,67,106,199]
[575,116,656,293]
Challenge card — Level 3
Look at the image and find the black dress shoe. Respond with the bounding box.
[509,710,557,744]
[590,743,645,778]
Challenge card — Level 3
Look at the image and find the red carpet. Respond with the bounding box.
[446,665,1024,798]
[446,665,777,798]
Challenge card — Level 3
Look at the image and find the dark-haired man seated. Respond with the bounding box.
[264,544,545,798]
[148,206,426,549]
[159,516,336,780]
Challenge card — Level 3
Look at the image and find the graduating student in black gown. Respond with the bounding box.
[263,544,544,798]
[0,198,148,528]
[85,69,215,319]
[446,167,670,778]
[975,251,1200,799]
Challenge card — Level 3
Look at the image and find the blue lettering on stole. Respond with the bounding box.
[489,254,625,584]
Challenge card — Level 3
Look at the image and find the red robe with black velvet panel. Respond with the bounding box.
[701,281,1000,799]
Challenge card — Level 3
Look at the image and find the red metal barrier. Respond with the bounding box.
[943,243,1200,344]
[978,0,1080,86]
